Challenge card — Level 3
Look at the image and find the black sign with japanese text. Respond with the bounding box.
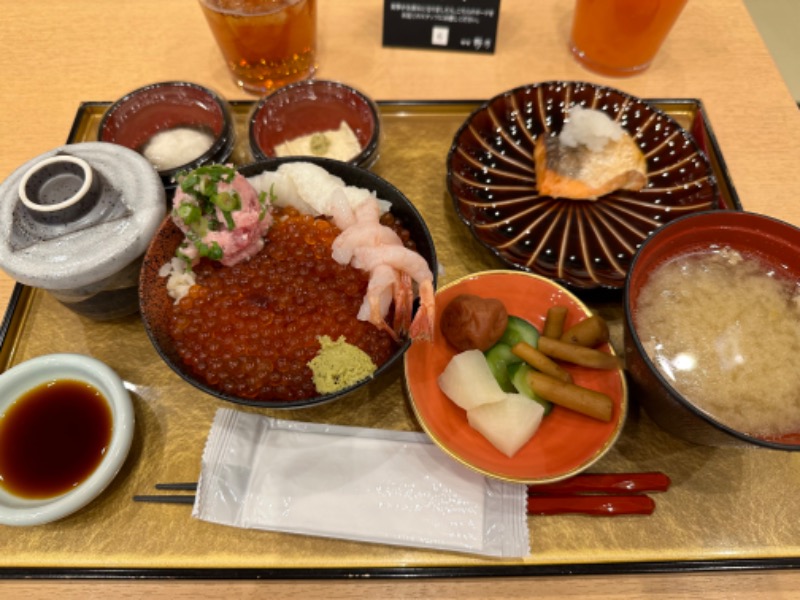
[382,0,501,54]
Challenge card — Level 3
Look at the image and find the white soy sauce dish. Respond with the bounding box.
[0,354,134,526]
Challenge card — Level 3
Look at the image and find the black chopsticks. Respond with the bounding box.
[155,482,198,491]
[133,482,197,505]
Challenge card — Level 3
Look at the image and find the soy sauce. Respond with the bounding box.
[0,379,112,499]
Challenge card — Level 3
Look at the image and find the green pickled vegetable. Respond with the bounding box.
[508,362,553,415]
[500,315,540,348]
[484,343,521,392]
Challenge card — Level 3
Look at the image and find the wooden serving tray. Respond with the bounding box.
[5,100,795,580]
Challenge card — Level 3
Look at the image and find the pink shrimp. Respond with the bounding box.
[392,271,414,336]
[327,188,356,230]
[331,223,404,265]
[331,194,403,263]
[355,266,419,340]
[351,244,435,341]
[356,264,403,341]
[351,244,432,281]
[330,194,435,342]
[407,278,435,341]
[358,265,414,341]
[353,195,382,224]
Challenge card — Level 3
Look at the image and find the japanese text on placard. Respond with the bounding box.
[389,2,497,25]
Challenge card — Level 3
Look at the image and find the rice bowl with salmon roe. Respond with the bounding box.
[139,157,437,408]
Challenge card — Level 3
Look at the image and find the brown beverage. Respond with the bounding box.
[570,0,688,77]
[199,0,317,94]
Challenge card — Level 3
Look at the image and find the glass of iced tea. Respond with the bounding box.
[570,0,688,77]
[198,0,317,94]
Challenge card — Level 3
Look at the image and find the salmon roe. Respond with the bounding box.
[170,206,400,402]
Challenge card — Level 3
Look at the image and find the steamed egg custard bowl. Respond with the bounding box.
[140,157,436,409]
[404,271,627,484]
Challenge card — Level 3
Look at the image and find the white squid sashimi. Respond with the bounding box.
[276,162,346,215]
[246,171,314,213]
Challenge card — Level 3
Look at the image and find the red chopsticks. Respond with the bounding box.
[525,472,670,517]
[530,472,671,495]
[527,494,655,516]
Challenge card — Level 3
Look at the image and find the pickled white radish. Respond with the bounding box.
[437,349,506,411]
[467,393,545,457]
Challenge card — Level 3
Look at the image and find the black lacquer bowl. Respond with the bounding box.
[446,81,721,290]
[139,157,437,410]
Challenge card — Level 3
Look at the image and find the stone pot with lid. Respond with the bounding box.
[0,142,166,320]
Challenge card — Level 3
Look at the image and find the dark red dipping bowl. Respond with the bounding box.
[98,81,235,188]
[248,80,380,169]
[624,210,800,450]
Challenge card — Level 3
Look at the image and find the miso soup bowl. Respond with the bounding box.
[624,210,800,450]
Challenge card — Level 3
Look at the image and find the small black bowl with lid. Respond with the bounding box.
[98,81,236,191]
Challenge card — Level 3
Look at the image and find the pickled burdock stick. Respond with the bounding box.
[511,341,573,383]
[542,306,568,338]
[560,315,610,347]
[526,371,614,422]
[537,336,622,370]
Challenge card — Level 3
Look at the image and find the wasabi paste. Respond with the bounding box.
[308,335,377,394]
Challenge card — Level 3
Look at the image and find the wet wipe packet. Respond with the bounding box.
[192,408,530,558]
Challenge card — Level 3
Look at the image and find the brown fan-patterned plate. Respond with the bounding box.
[446,81,721,290]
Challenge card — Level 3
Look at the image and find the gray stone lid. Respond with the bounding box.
[0,142,166,290]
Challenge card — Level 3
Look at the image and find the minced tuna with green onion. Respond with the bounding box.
[171,164,273,267]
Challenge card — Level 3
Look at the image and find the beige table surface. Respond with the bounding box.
[2,0,800,598]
